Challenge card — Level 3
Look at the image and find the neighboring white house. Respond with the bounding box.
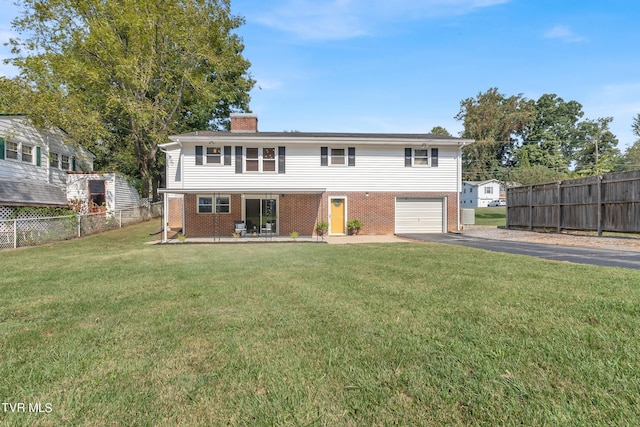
[0,115,141,217]
[0,115,94,190]
[461,179,503,208]
[159,113,474,241]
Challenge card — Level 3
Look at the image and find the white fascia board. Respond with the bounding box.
[168,135,474,147]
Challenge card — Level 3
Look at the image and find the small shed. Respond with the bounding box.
[66,172,141,211]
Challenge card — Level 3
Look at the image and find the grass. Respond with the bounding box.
[475,207,506,226]
[1,221,640,426]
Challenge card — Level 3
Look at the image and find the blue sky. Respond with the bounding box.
[2,0,639,149]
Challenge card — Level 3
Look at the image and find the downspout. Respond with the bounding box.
[457,142,466,231]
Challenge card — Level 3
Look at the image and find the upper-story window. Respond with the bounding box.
[206,147,221,164]
[1,138,40,165]
[61,155,70,170]
[404,147,439,167]
[6,140,19,160]
[414,149,428,166]
[50,152,60,168]
[246,147,277,172]
[195,145,231,166]
[22,145,33,163]
[321,147,356,167]
[331,149,345,165]
[484,186,493,194]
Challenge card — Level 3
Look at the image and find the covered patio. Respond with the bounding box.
[159,188,326,243]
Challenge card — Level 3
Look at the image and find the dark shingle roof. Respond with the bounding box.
[172,130,462,140]
[0,179,68,207]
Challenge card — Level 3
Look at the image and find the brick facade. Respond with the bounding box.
[172,191,460,237]
[168,196,183,230]
[320,191,459,235]
[279,193,323,236]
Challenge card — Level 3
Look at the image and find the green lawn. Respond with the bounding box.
[1,221,639,426]
[475,206,507,226]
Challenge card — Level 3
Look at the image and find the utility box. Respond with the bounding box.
[461,209,475,225]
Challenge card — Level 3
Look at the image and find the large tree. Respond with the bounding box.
[455,88,535,181]
[6,0,254,198]
[515,93,584,171]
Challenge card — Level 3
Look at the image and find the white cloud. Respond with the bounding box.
[249,0,510,41]
[543,25,586,43]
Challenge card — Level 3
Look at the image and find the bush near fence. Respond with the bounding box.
[0,202,162,250]
[506,170,640,235]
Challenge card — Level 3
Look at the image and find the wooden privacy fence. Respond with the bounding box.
[506,170,640,235]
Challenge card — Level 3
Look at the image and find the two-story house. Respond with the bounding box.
[0,115,141,217]
[0,115,94,210]
[461,180,503,208]
[159,114,473,241]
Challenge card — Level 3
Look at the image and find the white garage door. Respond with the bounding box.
[395,198,445,233]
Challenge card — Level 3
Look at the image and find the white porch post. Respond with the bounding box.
[163,194,169,243]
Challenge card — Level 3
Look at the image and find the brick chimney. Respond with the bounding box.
[230,113,258,133]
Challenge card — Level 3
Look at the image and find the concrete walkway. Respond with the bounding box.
[151,233,408,245]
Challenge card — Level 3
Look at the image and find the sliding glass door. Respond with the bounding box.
[244,197,277,234]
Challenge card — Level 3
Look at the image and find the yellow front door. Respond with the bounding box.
[330,198,345,234]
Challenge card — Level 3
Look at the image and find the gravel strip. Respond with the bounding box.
[461,226,640,252]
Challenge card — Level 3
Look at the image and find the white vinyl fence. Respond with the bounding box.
[0,203,162,250]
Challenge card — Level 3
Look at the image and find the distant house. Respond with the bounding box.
[0,115,140,219]
[461,179,503,208]
[159,113,474,241]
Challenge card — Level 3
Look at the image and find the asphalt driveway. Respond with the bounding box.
[399,233,640,270]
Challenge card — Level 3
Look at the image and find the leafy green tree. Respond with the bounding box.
[574,117,620,175]
[620,114,640,171]
[429,126,451,137]
[504,165,567,186]
[516,93,584,171]
[6,0,254,198]
[455,87,535,181]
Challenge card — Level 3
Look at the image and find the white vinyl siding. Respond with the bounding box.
[1,115,94,190]
[173,144,459,193]
[395,198,445,233]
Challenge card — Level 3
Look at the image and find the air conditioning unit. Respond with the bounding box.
[461,208,475,225]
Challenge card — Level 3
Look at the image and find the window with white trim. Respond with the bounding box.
[330,148,345,165]
[245,147,277,172]
[404,147,438,167]
[215,195,231,213]
[61,155,70,170]
[414,149,428,166]
[50,152,60,168]
[320,146,356,166]
[206,147,221,164]
[484,187,493,194]
[198,195,231,214]
[263,148,276,172]
[6,141,19,160]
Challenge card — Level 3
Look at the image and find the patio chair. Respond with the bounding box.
[234,221,246,236]
[261,221,274,235]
